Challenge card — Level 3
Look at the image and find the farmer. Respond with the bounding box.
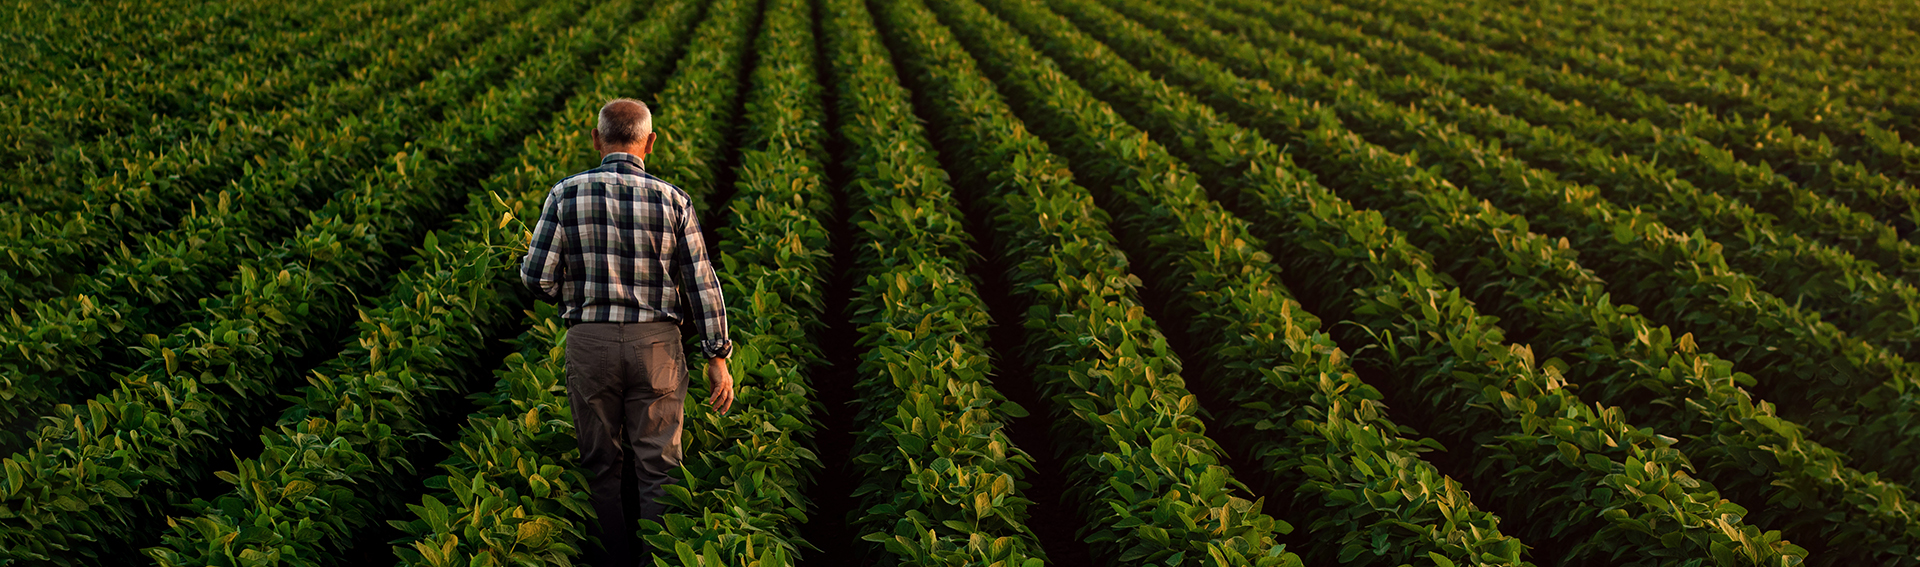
[520,98,735,566]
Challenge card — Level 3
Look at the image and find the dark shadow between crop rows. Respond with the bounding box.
[793,0,864,558]
[792,196,864,566]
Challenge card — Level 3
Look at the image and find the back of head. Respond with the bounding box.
[597,98,653,146]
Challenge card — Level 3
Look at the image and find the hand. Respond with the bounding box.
[706,358,735,415]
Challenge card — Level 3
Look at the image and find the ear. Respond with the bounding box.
[642,132,657,156]
[591,128,603,154]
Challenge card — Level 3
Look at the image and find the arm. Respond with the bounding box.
[674,201,734,413]
[674,203,732,360]
[520,186,566,302]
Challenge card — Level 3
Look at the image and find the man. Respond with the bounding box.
[520,98,736,566]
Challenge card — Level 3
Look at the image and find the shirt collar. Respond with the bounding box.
[601,152,646,170]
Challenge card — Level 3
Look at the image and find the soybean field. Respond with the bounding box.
[3,0,1919,564]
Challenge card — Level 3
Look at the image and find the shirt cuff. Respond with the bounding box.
[701,338,734,360]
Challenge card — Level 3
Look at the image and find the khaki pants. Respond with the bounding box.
[565,321,686,566]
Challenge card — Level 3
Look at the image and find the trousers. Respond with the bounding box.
[565,321,687,567]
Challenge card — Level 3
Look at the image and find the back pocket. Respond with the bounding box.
[647,340,686,395]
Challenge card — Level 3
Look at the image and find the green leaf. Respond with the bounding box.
[1000,401,1030,418]
[676,541,700,567]
[4,460,24,496]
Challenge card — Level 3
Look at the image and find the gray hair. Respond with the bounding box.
[596,98,653,146]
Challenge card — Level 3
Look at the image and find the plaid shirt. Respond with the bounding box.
[521,152,732,359]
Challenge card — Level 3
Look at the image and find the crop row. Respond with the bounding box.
[1597,0,1920,131]
[1563,0,1920,172]
[1489,0,1920,147]
[1169,0,1920,439]
[4,0,427,213]
[1054,0,1917,562]
[142,0,709,562]
[1214,0,1920,306]
[640,0,756,222]
[633,0,840,562]
[0,0,632,560]
[0,0,382,173]
[982,0,1858,563]
[1190,0,1920,361]
[825,0,1045,562]
[974,0,1788,562]
[1299,0,1920,238]
[959,0,1537,564]
[0,0,237,90]
[1136,0,1920,537]
[387,311,590,567]
[0,0,530,312]
[1542,0,1915,88]
[1325,0,1920,219]
[1119,0,1920,487]
[147,176,528,566]
[876,0,1308,564]
[1274,0,1920,267]
[0,0,563,454]
[0,0,515,313]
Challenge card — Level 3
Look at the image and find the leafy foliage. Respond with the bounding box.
[639,0,835,562]
[878,0,1304,563]
[390,310,597,567]
[0,0,398,182]
[1322,0,1920,234]
[1193,0,1920,366]
[969,0,1533,563]
[9,0,1920,565]
[1109,1,1920,562]
[825,0,1046,562]
[0,0,530,311]
[974,0,1813,563]
[0,0,548,453]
